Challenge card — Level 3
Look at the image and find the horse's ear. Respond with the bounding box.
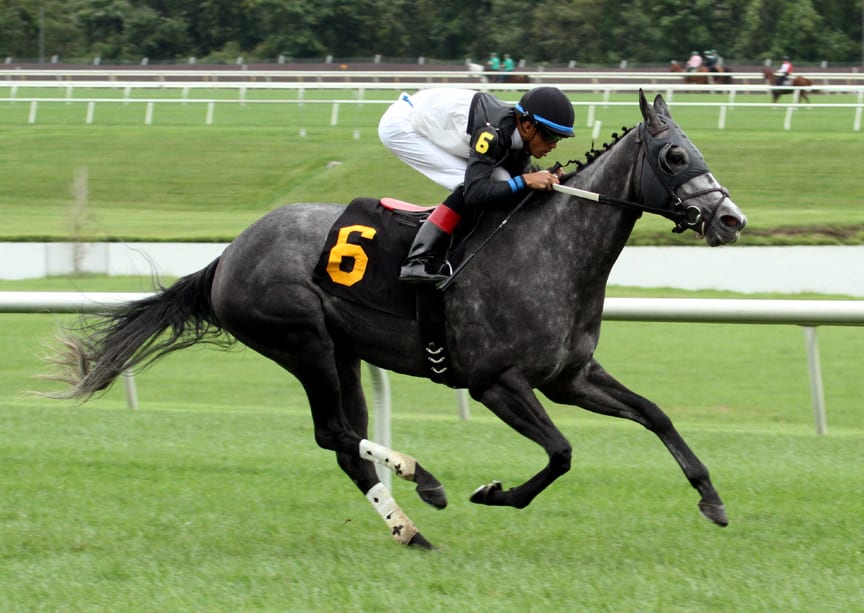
[653,94,672,118]
[638,89,656,123]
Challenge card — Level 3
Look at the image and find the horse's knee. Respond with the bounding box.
[549,443,572,476]
[313,428,358,454]
[314,430,337,451]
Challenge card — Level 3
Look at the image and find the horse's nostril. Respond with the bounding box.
[721,215,740,229]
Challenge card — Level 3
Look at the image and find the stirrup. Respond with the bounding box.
[399,261,448,284]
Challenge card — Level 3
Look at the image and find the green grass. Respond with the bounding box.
[1,276,863,610]
[0,88,862,243]
[2,403,862,611]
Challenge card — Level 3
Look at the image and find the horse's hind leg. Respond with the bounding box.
[266,343,446,546]
[333,357,441,548]
[216,299,444,546]
[541,358,728,527]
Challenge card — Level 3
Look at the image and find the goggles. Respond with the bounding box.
[535,123,564,144]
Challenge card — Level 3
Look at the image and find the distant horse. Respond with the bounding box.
[762,67,813,103]
[670,61,732,85]
[467,61,530,84]
[501,72,531,84]
[44,91,746,549]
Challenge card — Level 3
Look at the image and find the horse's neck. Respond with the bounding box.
[566,133,642,257]
[477,133,641,290]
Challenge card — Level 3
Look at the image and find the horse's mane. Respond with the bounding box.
[558,125,634,182]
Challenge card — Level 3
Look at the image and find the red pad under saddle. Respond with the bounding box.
[379,197,437,213]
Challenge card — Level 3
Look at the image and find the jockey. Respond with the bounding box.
[686,50,702,72]
[775,55,793,86]
[378,86,575,283]
[703,49,719,71]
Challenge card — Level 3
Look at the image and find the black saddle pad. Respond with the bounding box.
[313,197,426,319]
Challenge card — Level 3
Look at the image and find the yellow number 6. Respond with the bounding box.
[475,131,494,155]
[326,224,377,286]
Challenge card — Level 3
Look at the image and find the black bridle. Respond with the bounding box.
[555,118,730,234]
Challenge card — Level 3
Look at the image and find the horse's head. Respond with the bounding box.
[637,90,747,246]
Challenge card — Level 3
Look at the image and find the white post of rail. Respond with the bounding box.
[122,369,139,410]
[803,326,827,435]
[854,90,863,132]
[457,389,470,420]
[367,363,392,489]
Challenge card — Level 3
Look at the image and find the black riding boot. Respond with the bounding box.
[399,221,450,284]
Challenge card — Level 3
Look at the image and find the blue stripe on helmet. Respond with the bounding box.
[515,102,574,136]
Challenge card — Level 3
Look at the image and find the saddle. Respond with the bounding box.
[312,197,466,385]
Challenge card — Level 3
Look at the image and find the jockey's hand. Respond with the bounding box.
[523,169,560,191]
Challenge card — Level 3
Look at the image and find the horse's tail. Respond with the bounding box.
[42,258,229,401]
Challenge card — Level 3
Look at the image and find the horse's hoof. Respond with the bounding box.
[417,484,448,509]
[469,480,503,505]
[699,500,729,527]
[414,464,447,509]
[407,532,435,550]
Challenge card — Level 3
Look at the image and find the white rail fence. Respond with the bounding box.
[2,77,863,132]
[3,292,862,438]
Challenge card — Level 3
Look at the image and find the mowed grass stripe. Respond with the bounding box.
[0,90,862,242]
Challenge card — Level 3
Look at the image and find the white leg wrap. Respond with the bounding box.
[359,439,417,480]
[365,482,419,545]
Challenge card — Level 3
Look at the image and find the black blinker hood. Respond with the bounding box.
[639,115,710,213]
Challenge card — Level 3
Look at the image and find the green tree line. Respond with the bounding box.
[1,0,861,65]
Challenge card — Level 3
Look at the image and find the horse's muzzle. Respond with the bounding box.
[705,199,747,246]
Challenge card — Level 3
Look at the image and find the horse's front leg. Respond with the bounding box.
[468,368,572,509]
[541,358,728,527]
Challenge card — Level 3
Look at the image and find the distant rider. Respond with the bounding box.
[686,51,702,72]
[775,55,793,86]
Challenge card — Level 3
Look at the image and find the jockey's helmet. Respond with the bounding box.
[516,87,575,138]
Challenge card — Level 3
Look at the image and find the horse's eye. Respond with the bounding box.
[669,149,688,166]
[659,145,689,174]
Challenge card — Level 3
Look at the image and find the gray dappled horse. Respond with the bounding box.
[46,91,746,548]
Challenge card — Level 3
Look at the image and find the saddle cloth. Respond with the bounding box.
[313,197,429,319]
